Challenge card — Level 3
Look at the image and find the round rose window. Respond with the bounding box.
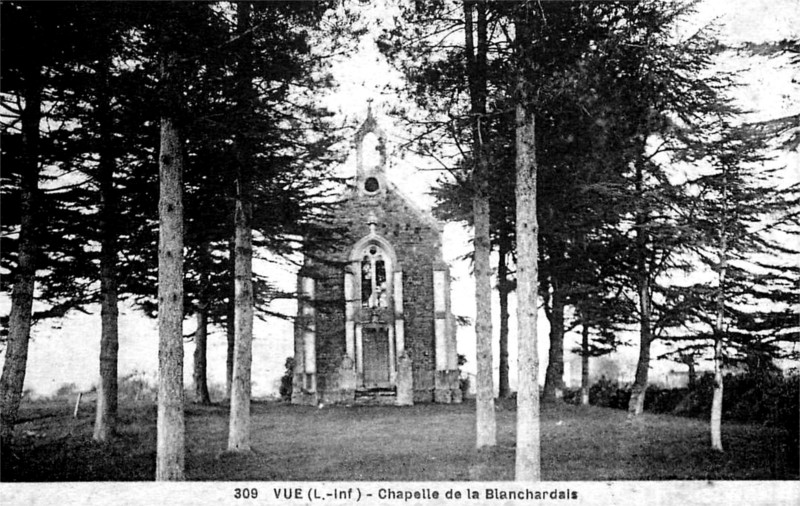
[364,177,380,193]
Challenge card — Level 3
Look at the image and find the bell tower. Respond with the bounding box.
[354,100,388,199]
[293,104,461,406]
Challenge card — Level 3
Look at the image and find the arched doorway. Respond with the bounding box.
[346,235,400,389]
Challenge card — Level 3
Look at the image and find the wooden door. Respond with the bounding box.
[362,326,390,387]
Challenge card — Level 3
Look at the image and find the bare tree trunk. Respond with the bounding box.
[228,197,253,451]
[628,276,652,416]
[543,279,565,401]
[711,336,724,451]
[156,49,186,481]
[192,242,212,405]
[514,6,541,481]
[228,1,254,452]
[581,316,590,406]
[628,161,651,417]
[0,57,42,443]
[465,0,495,448]
[473,188,495,447]
[226,235,235,399]
[711,183,728,451]
[498,233,511,399]
[94,54,120,442]
[193,301,211,405]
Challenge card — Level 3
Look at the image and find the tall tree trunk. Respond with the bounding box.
[628,160,651,417]
[193,276,211,405]
[228,0,254,452]
[226,234,235,399]
[543,278,565,401]
[711,335,724,451]
[711,178,728,452]
[192,242,211,405]
[628,277,652,416]
[94,54,120,442]
[498,232,511,399]
[228,198,253,451]
[580,313,590,406]
[0,57,43,443]
[465,0,495,448]
[156,48,186,481]
[514,6,541,481]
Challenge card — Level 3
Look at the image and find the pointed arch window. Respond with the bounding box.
[361,245,388,308]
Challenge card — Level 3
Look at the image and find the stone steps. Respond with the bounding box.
[354,388,397,405]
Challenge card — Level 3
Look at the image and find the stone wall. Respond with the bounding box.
[296,182,454,403]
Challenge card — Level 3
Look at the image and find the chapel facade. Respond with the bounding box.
[291,108,461,405]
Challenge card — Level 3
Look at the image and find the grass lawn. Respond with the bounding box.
[1,397,796,481]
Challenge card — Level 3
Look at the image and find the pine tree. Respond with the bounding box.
[228,0,256,452]
[566,1,735,417]
[154,15,188,483]
[145,2,232,479]
[221,0,353,450]
[675,119,800,450]
[93,39,121,442]
[380,0,505,449]
[512,0,541,481]
[0,2,45,443]
[0,1,93,442]
[463,0,497,449]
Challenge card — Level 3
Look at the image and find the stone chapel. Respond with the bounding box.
[292,107,462,405]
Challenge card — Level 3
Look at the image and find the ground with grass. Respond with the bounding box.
[1,398,796,481]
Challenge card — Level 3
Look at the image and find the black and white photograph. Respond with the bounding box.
[0,0,798,504]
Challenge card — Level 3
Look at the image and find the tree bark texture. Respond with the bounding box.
[155,47,186,479]
[581,318,590,406]
[711,336,724,451]
[192,242,212,405]
[93,53,120,442]
[226,234,235,399]
[0,57,43,443]
[514,8,541,482]
[228,198,254,451]
[465,0,496,448]
[473,179,495,447]
[193,301,211,405]
[628,161,651,417]
[711,184,728,451]
[228,0,254,452]
[628,269,652,416]
[543,279,565,402]
[498,234,511,399]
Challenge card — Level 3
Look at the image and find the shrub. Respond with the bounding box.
[589,376,631,410]
[279,357,294,401]
[562,388,581,405]
[644,387,690,414]
[54,383,79,398]
[457,354,470,398]
[207,382,227,402]
[566,369,798,430]
[637,370,799,438]
[118,371,157,402]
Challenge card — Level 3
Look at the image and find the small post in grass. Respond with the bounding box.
[73,392,83,418]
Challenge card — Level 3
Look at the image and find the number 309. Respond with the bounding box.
[234,488,258,499]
